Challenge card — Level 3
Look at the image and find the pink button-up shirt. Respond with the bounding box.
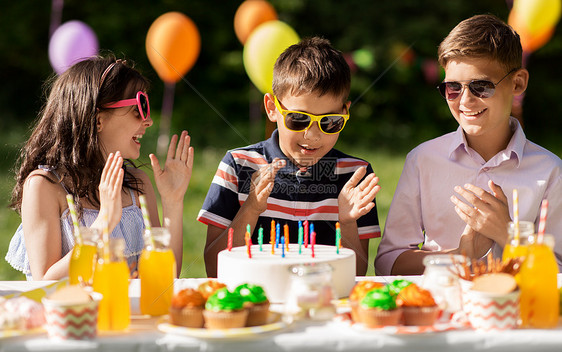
[375,117,562,275]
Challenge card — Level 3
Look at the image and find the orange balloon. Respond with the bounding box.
[146,12,201,83]
[509,10,555,52]
[234,0,278,45]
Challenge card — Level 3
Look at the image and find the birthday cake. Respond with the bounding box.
[217,244,356,303]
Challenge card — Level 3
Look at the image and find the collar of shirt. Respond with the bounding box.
[266,129,337,179]
[447,116,526,168]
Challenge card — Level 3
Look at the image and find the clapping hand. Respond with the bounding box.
[338,167,380,224]
[98,151,124,231]
[150,130,194,203]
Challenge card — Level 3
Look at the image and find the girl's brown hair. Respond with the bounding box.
[11,55,149,215]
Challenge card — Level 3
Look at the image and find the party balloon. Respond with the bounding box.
[234,0,277,45]
[243,21,299,94]
[48,20,99,74]
[146,12,201,83]
[512,0,561,36]
[509,10,555,52]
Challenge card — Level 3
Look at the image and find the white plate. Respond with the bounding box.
[158,311,288,340]
[351,321,468,334]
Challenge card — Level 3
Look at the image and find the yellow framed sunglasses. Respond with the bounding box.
[274,96,349,135]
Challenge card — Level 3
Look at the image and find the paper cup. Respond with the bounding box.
[464,289,519,331]
[42,292,102,340]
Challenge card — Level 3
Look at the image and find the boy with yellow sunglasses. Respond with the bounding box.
[199,37,381,277]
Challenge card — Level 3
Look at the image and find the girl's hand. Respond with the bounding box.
[98,151,124,231]
[338,167,380,224]
[150,130,194,202]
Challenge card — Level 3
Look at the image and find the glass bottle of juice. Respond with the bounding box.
[502,221,535,263]
[93,238,130,331]
[69,227,100,285]
[139,227,176,316]
[519,234,559,328]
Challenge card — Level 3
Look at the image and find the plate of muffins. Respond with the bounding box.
[158,281,289,340]
[342,279,468,334]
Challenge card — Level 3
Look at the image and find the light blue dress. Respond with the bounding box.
[5,166,145,280]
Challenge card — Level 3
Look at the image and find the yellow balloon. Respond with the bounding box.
[243,21,300,94]
[146,12,201,83]
[513,0,561,36]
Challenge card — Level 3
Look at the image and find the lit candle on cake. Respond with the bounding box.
[258,226,263,251]
[304,220,309,248]
[276,223,281,248]
[227,228,233,251]
[270,220,275,254]
[284,224,289,252]
[298,221,303,254]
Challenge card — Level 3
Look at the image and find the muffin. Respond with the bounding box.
[234,283,270,326]
[203,288,248,329]
[358,287,402,327]
[169,288,205,328]
[349,281,384,323]
[198,280,227,301]
[387,279,413,296]
[396,283,439,326]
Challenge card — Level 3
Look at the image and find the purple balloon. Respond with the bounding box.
[48,20,99,74]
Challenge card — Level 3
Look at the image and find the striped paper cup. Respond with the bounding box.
[464,289,519,331]
[42,292,102,340]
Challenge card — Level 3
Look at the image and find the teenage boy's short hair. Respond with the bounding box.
[438,14,523,72]
[272,37,350,102]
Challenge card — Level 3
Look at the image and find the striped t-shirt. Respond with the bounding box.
[197,130,380,245]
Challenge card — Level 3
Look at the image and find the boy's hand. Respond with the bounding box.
[457,224,493,259]
[244,158,286,215]
[450,180,511,247]
[98,151,124,231]
[338,167,380,224]
[150,131,194,203]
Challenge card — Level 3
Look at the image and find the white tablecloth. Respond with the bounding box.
[1,277,562,352]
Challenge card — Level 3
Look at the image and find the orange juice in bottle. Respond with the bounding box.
[139,227,176,316]
[93,238,130,331]
[519,234,559,328]
[502,221,534,263]
[69,227,100,285]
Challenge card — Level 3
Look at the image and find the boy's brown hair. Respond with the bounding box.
[438,14,522,72]
[272,37,350,102]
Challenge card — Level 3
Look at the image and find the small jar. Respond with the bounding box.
[285,263,336,321]
[421,254,464,319]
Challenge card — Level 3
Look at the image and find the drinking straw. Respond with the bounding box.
[537,199,548,244]
[139,195,155,248]
[513,189,520,245]
[139,195,152,231]
[65,195,82,244]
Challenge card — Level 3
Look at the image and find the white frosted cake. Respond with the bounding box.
[217,244,356,303]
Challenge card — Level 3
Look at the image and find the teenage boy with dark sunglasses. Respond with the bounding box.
[199,37,381,277]
[376,14,562,275]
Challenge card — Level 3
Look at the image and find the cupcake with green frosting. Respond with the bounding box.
[203,288,248,329]
[358,286,402,327]
[234,283,270,326]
